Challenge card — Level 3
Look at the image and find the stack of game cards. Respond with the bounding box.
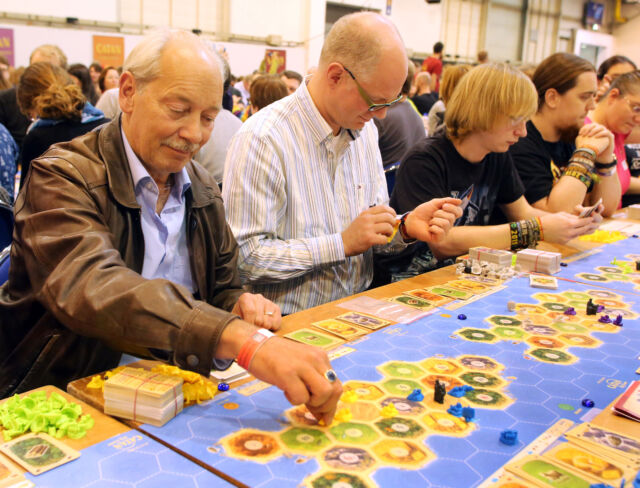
[104,367,184,426]
[468,247,512,266]
[516,249,561,274]
[613,380,640,422]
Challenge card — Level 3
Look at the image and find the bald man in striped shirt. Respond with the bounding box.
[223,13,461,314]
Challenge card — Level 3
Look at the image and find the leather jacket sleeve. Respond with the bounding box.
[14,145,243,377]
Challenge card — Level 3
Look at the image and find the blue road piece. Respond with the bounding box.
[448,385,474,397]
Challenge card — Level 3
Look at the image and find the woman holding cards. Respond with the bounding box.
[586,71,640,208]
[374,63,601,284]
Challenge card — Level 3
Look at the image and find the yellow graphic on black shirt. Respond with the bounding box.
[550,159,562,184]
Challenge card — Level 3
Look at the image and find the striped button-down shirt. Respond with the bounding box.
[223,82,405,314]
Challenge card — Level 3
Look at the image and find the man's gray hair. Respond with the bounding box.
[123,29,225,88]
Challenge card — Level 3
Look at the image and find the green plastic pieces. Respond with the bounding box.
[0,391,94,441]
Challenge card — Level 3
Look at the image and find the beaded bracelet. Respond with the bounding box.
[575,146,597,159]
[564,169,592,187]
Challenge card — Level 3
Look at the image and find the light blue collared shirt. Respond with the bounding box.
[122,128,195,293]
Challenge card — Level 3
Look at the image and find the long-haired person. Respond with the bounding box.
[376,64,600,284]
[508,53,620,217]
[17,62,107,187]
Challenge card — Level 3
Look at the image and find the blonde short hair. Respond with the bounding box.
[439,64,471,104]
[446,63,537,140]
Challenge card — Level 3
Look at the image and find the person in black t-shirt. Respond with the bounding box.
[509,53,620,217]
[411,72,438,116]
[376,64,600,284]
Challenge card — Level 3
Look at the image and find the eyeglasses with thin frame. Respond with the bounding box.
[342,65,403,112]
[623,96,640,116]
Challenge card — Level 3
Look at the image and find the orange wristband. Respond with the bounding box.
[237,329,274,370]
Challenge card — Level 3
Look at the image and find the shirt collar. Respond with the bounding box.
[121,126,191,199]
[295,78,362,146]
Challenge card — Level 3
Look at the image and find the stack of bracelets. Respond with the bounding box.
[562,146,617,187]
[509,217,544,251]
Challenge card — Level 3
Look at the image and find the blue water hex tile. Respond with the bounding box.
[536,380,588,400]
[425,436,477,461]
[418,459,480,488]
[506,402,558,425]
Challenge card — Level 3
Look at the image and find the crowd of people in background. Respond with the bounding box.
[0,35,638,212]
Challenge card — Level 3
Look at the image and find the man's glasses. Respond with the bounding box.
[342,65,403,112]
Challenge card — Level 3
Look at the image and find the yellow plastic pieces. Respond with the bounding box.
[380,404,399,418]
[150,365,217,404]
[578,230,627,243]
[90,364,217,405]
[0,391,94,441]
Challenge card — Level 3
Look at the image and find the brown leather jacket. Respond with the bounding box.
[0,118,244,397]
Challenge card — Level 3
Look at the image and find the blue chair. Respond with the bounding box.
[383,161,401,196]
[0,245,9,286]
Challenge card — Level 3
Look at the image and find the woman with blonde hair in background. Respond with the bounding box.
[17,62,107,188]
[427,64,471,135]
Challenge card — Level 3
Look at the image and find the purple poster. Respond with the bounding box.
[0,28,15,66]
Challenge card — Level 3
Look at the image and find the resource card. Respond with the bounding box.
[283,328,343,349]
[336,312,391,330]
[0,433,80,476]
[311,319,367,340]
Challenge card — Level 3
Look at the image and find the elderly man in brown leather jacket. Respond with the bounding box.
[0,30,342,425]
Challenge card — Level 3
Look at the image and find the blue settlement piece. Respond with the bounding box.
[499,430,518,446]
[462,406,475,422]
[581,398,595,408]
[407,389,424,402]
[217,382,230,392]
[447,403,463,417]
[448,385,474,398]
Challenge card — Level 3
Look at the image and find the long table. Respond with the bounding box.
[63,221,640,487]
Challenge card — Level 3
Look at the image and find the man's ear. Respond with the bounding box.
[118,71,136,114]
[544,88,560,110]
[326,63,345,90]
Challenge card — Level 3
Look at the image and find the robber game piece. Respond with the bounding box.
[462,406,475,423]
[434,380,446,404]
[636,260,640,271]
[499,430,518,446]
[586,299,598,315]
[599,315,612,324]
[613,315,623,326]
[447,403,463,417]
[582,398,595,408]
[560,262,568,267]
[218,382,230,392]
[407,389,424,402]
[564,307,576,316]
